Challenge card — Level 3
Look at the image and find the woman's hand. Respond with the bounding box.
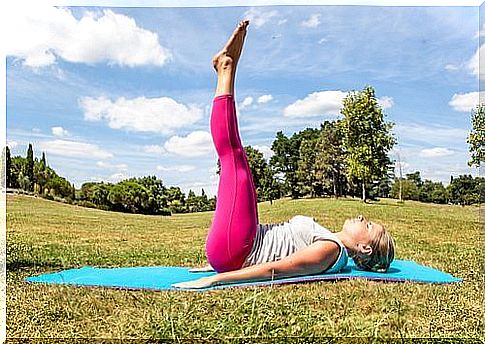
[172,276,216,289]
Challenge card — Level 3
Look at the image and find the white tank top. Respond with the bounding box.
[242,215,348,273]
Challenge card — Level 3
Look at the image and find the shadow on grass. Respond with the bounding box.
[7,260,63,272]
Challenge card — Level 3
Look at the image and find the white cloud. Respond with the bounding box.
[448,92,480,112]
[51,126,69,137]
[301,14,321,28]
[7,141,18,149]
[419,147,454,158]
[143,145,166,155]
[253,145,274,161]
[284,91,348,117]
[277,19,288,25]
[444,64,459,71]
[80,96,203,135]
[5,7,171,68]
[257,94,273,104]
[466,44,485,80]
[163,131,213,157]
[38,140,113,160]
[106,172,130,184]
[377,96,394,110]
[243,8,279,28]
[318,38,328,44]
[239,96,254,110]
[395,123,468,145]
[157,164,196,173]
[96,161,128,170]
[32,128,42,133]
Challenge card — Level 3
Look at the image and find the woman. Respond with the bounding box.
[173,20,394,289]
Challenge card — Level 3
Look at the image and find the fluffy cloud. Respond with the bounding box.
[301,14,321,28]
[448,92,480,112]
[257,95,273,104]
[377,96,394,110]
[444,64,459,71]
[284,91,348,117]
[243,8,280,28]
[7,141,18,149]
[163,131,213,157]
[395,123,467,145]
[466,45,485,80]
[157,165,196,173]
[106,172,130,184]
[419,147,454,158]
[143,145,166,155]
[253,145,274,161]
[80,96,203,135]
[51,126,69,137]
[96,161,128,170]
[5,6,171,68]
[38,140,113,160]
[239,96,254,110]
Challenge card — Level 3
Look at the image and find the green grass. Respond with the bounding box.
[6,194,483,340]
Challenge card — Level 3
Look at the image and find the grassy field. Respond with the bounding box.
[6,193,483,340]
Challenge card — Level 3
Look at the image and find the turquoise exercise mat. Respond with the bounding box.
[25,259,461,291]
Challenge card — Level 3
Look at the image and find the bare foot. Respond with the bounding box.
[212,20,249,72]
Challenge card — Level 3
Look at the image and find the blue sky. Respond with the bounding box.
[5,4,481,196]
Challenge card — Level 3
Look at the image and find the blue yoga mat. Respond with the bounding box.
[25,259,461,291]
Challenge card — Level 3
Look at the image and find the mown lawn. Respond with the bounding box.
[6,194,483,340]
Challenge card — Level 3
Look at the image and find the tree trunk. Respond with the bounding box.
[332,170,337,198]
[362,180,366,203]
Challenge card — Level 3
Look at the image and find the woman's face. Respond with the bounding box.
[342,215,381,245]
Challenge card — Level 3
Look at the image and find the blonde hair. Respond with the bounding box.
[352,224,395,272]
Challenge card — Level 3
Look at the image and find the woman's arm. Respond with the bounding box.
[172,240,340,289]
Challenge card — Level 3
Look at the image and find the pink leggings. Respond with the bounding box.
[205,94,259,273]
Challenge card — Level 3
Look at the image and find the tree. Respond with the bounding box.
[447,175,482,206]
[25,144,34,191]
[390,178,419,201]
[315,121,346,198]
[5,146,11,188]
[297,138,320,197]
[467,104,484,167]
[244,145,280,203]
[270,131,296,198]
[339,86,396,202]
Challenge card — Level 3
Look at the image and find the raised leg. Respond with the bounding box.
[205,20,259,273]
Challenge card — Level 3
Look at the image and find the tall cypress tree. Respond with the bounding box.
[41,152,47,170]
[26,144,34,191]
[6,146,11,188]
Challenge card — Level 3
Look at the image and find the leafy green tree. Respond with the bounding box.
[315,121,346,197]
[166,186,187,213]
[339,86,396,202]
[447,175,482,205]
[244,145,281,203]
[467,104,484,167]
[419,180,447,204]
[390,178,419,200]
[297,138,320,197]
[270,131,294,198]
[270,129,320,199]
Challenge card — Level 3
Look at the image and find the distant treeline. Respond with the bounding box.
[5,86,483,214]
[5,145,216,215]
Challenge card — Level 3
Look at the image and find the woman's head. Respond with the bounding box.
[342,215,395,272]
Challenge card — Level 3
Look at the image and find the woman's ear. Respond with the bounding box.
[357,243,373,256]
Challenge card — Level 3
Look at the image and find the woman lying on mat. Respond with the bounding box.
[172,20,394,289]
